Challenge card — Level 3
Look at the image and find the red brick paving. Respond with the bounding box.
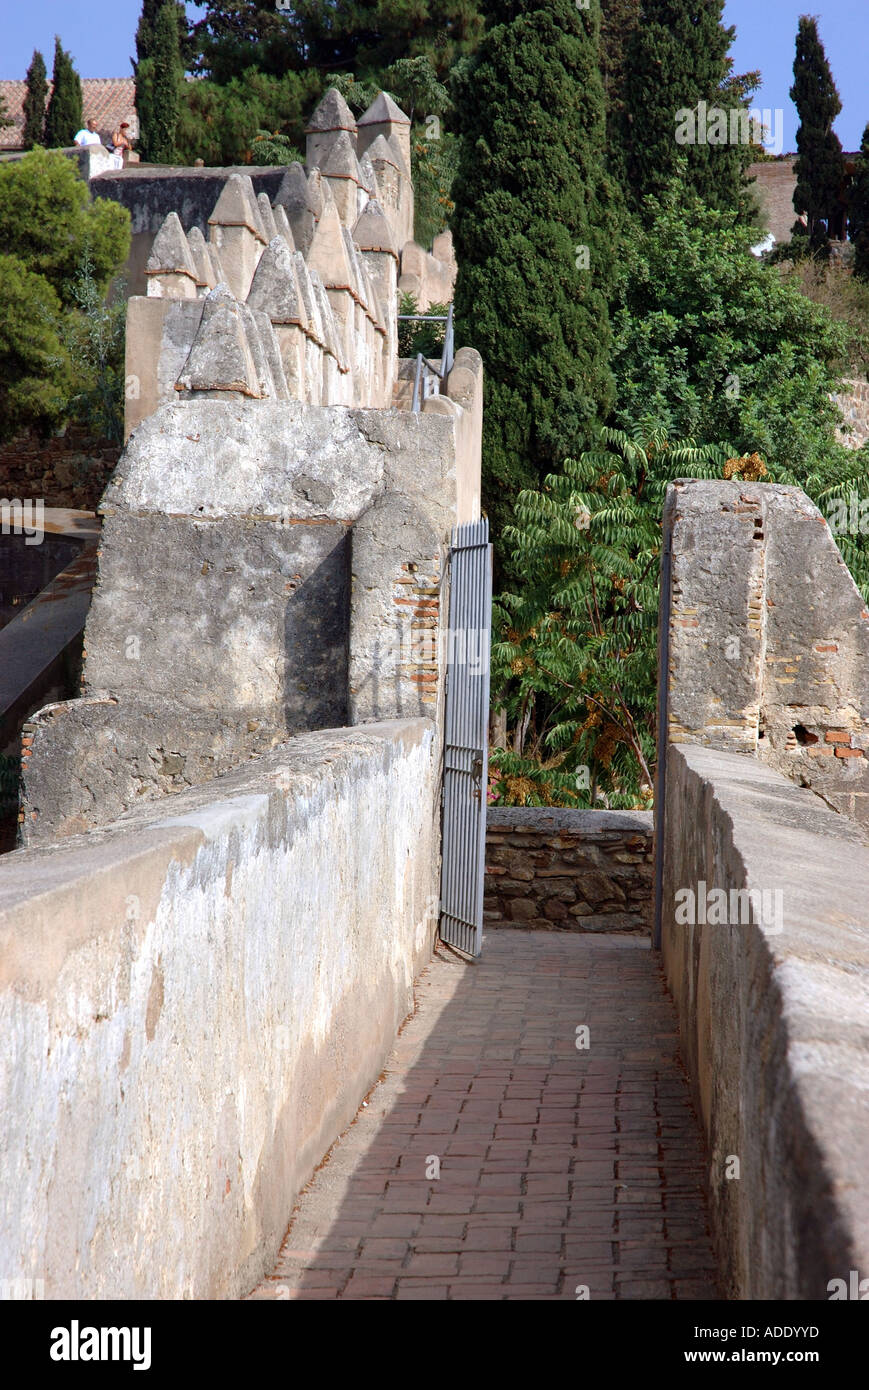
[247,930,719,1301]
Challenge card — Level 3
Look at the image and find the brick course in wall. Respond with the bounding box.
[484,807,653,934]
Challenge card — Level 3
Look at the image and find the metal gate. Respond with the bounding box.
[439,517,493,956]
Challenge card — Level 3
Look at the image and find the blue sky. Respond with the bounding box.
[0,0,865,152]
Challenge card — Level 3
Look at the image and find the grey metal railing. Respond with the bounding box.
[396,303,455,412]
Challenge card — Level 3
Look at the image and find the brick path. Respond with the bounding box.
[247,930,719,1300]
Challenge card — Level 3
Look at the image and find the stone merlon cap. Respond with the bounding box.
[270,202,297,253]
[176,285,263,397]
[321,128,363,182]
[365,133,399,169]
[304,88,357,135]
[352,198,398,260]
[358,92,411,128]
[186,225,216,287]
[146,211,198,280]
[273,162,313,215]
[208,173,261,233]
[247,237,306,328]
[358,149,377,196]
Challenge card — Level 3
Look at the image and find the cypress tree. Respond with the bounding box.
[22,50,48,149]
[616,0,751,217]
[849,123,869,281]
[790,16,847,249]
[134,0,190,67]
[135,1,184,163]
[44,38,83,148]
[450,0,616,557]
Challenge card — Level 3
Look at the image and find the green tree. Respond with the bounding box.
[850,122,869,281]
[56,255,128,442]
[133,0,192,68]
[615,0,756,219]
[790,16,847,250]
[491,429,726,805]
[175,67,319,166]
[43,38,83,148]
[22,50,48,149]
[135,1,184,163]
[0,149,130,304]
[450,0,616,560]
[609,186,852,484]
[190,1,485,85]
[0,254,73,441]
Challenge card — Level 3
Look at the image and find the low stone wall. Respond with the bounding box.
[484,808,653,933]
[833,377,869,450]
[660,742,869,1299]
[0,718,438,1299]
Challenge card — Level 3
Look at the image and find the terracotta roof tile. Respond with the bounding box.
[0,78,138,150]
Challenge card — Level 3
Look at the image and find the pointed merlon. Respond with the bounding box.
[247,237,306,328]
[271,202,296,252]
[357,92,411,131]
[238,300,276,397]
[292,251,321,342]
[304,88,358,136]
[208,173,262,235]
[310,269,347,370]
[146,211,199,281]
[306,167,326,219]
[306,197,355,293]
[358,149,377,196]
[352,198,398,261]
[186,225,217,289]
[365,133,399,170]
[342,225,368,310]
[175,285,263,396]
[257,192,279,242]
[251,308,290,400]
[274,162,314,217]
[322,129,362,182]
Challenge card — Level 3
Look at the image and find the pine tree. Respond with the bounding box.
[450,0,616,561]
[22,50,48,149]
[849,123,869,281]
[616,0,753,218]
[135,1,184,164]
[790,16,847,250]
[44,38,83,148]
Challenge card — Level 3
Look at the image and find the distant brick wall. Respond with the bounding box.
[750,158,797,243]
[484,808,653,934]
[0,427,121,512]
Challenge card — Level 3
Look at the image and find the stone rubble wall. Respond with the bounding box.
[484,808,653,933]
[0,720,439,1299]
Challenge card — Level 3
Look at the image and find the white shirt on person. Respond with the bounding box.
[74,129,102,146]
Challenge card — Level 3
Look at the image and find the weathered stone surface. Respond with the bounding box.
[270,201,296,252]
[2,719,439,1298]
[353,197,398,259]
[661,741,869,1299]
[186,224,217,290]
[256,191,279,242]
[659,479,869,823]
[272,163,316,255]
[146,210,198,280]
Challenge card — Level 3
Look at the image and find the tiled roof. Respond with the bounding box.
[0,78,139,150]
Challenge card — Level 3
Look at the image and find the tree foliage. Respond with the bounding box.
[135,1,185,163]
[615,0,757,220]
[175,67,320,166]
[450,0,617,563]
[22,50,48,149]
[790,15,847,250]
[43,37,83,148]
[0,150,130,304]
[0,254,73,441]
[849,122,869,282]
[610,186,852,486]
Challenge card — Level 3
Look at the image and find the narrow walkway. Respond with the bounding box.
[248,931,719,1300]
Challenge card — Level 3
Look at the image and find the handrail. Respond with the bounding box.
[403,303,456,413]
